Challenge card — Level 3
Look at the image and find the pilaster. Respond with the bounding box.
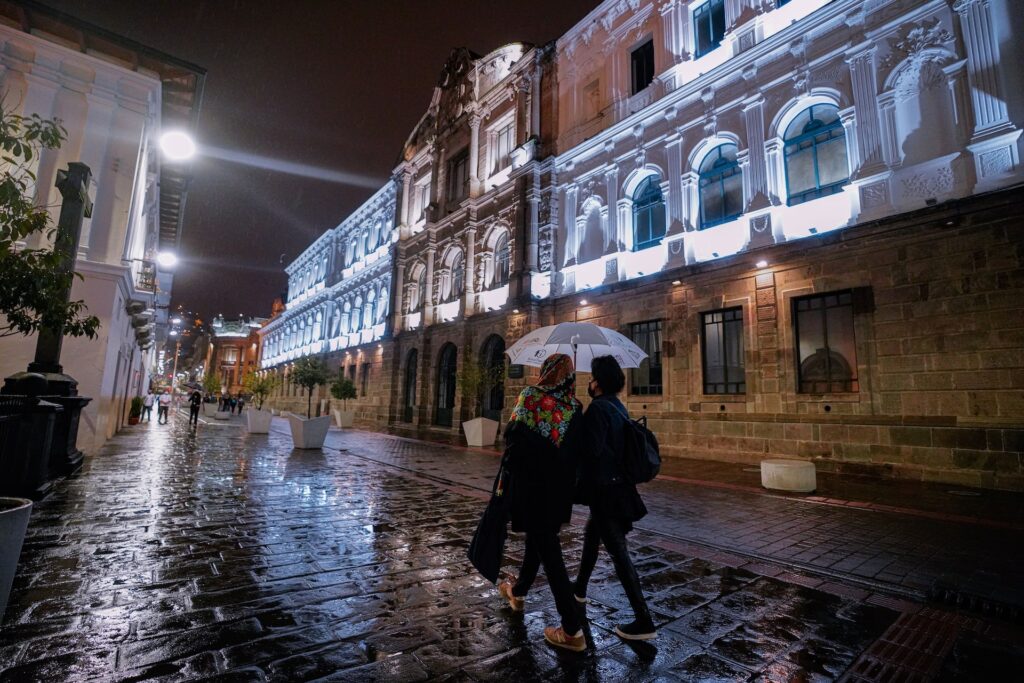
[846,46,886,177]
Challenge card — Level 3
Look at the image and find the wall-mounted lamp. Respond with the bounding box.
[671,280,681,286]
[579,299,588,306]
[512,309,520,314]
[755,260,768,268]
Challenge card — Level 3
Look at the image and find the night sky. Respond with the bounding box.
[42,0,599,322]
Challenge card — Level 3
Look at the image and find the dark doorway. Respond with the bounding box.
[403,349,418,423]
[435,343,457,426]
[480,334,506,422]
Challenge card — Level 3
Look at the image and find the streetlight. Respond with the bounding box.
[156,251,178,268]
[171,317,182,325]
[160,131,196,161]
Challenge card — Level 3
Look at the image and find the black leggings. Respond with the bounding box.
[512,530,581,634]
[188,405,200,426]
[575,513,651,625]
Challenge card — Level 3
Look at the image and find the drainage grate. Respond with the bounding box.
[946,490,982,497]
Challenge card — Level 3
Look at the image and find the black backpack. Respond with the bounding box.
[618,410,661,484]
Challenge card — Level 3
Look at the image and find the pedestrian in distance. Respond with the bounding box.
[572,355,656,641]
[142,390,155,422]
[188,390,202,427]
[237,396,245,414]
[157,391,172,424]
[494,353,588,652]
[229,395,237,414]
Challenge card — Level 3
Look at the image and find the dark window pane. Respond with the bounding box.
[784,105,849,206]
[701,307,745,394]
[629,320,663,395]
[631,40,655,94]
[695,0,725,57]
[795,291,858,393]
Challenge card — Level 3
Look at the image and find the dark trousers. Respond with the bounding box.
[142,406,152,421]
[189,405,200,426]
[575,513,652,625]
[157,405,169,423]
[512,530,581,634]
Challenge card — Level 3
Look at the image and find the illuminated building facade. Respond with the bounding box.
[267,0,1024,488]
[207,315,265,396]
[258,183,397,419]
[0,5,203,452]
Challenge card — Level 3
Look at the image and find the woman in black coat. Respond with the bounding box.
[496,353,587,652]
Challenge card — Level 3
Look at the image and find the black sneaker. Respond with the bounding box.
[614,620,656,641]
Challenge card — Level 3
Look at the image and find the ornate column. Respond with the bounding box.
[399,169,413,229]
[468,110,483,197]
[604,166,620,252]
[953,0,1011,137]
[665,133,685,235]
[659,0,684,66]
[563,184,578,266]
[464,226,477,315]
[524,196,539,272]
[424,245,436,325]
[742,97,770,209]
[517,74,533,145]
[876,91,900,167]
[846,47,886,177]
[393,254,405,331]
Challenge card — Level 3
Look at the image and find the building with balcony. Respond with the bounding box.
[0,2,203,453]
[206,315,264,396]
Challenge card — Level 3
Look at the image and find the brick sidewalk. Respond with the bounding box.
[0,417,1020,681]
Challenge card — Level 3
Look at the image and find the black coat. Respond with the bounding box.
[574,395,647,525]
[503,419,579,534]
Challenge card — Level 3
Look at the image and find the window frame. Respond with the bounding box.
[783,104,850,206]
[793,290,859,394]
[360,362,370,397]
[492,121,515,173]
[628,319,664,396]
[632,175,667,250]
[698,144,744,230]
[630,39,655,95]
[700,307,746,395]
[446,149,470,206]
[693,0,726,58]
[493,234,510,287]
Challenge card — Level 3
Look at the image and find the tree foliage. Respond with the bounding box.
[291,357,329,418]
[201,371,221,397]
[0,107,100,339]
[329,372,357,409]
[458,359,505,418]
[242,371,279,411]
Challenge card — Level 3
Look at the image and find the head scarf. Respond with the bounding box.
[510,353,581,446]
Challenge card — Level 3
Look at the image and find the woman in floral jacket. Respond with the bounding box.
[495,353,588,652]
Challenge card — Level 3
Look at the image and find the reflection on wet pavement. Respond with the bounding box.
[0,418,1019,681]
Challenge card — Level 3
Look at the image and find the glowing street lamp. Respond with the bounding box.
[160,131,196,161]
[156,251,178,268]
[171,317,182,325]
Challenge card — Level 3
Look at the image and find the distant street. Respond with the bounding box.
[0,413,1021,681]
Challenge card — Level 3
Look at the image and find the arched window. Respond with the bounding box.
[364,292,375,329]
[435,343,458,426]
[415,269,426,311]
[377,286,389,323]
[783,104,849,206]
[451,251,465,301]
[633,175,666,250]
[698,144,743,229]
[352,297,363,331]
[403,349,418,423]
[494,234,510,287]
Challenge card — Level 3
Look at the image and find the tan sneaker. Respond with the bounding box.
[544,625,586,652]
[497,580,524,612]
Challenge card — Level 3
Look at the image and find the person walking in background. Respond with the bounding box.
[494,353,587,652]
[237,396,245,414]
[229,395,238,414]
[142,391,155,422]
[157,391,172,424]
[188,390,202,427]
[572,355,656,641]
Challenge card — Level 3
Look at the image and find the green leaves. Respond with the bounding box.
[291,357,330,391]
[0,106,98,339]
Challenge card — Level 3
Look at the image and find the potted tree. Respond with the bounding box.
[0,497,32,626]
[459,360,505,447]
[201,373,220,417]
[127,396,143,425]
[243,372,279,434]
[286,357,332,449]
[329,372,358,428]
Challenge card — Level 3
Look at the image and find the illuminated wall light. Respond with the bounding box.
[579,299,588,306]
[512,309,520,314]
[756,260,768,268]
[672,280,681,286]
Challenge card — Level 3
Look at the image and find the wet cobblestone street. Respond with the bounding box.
[0,415,1022,681]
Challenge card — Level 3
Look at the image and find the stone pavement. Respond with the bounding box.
[0,414,1020,681]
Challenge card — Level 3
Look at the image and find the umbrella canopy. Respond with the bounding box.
[505,322,648,372]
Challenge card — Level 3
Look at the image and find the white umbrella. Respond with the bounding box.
[505,322,648,372]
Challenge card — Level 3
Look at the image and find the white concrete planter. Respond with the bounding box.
[760,459,817,493]
[246,408,273,433]
[287,414,332,449]
[202,403,217,417]
[0,497,32,626]
[332,409,355,428]
[270,408,279,416]
[463,417,499,447]
[214,410,231,420]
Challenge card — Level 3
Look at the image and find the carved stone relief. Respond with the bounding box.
[900,167,953,198]
[979,147,1014,178]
